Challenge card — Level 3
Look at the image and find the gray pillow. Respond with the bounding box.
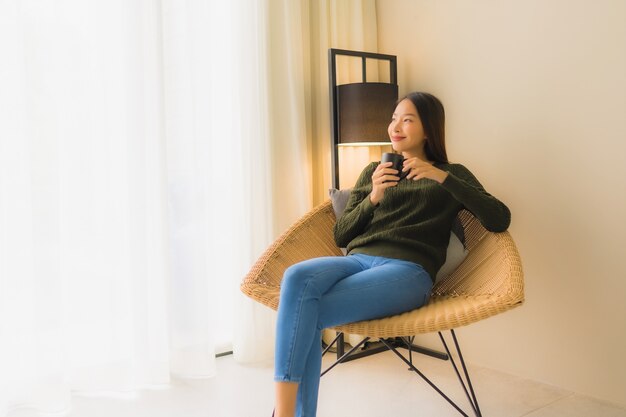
[329,188,352,255]
[329,188,352,220]
[328,188,468,281]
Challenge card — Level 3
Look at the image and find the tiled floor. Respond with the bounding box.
[9,350,626,417]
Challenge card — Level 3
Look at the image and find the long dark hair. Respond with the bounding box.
[402,92,448,163]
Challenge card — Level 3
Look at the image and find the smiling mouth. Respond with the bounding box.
[391,136,405,141]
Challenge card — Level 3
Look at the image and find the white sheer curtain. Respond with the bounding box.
[0,0,378,414]
[0,0,303,415]
[0,4,172,412]
[233,0,381,362]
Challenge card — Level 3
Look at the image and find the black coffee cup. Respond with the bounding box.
[381,152,407,180]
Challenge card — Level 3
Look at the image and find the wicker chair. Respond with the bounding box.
[241,200,524,417]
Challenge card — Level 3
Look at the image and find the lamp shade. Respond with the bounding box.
[337,82,398,145]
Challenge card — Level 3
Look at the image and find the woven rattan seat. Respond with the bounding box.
[241,199,524,416]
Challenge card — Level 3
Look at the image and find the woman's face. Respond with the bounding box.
[387,98,426,155]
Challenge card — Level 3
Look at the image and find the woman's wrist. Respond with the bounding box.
[436,170,449,184]
[369,193,380,206]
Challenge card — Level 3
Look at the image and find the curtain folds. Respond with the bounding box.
[0,0,377,414]
[0,0,300,414]
[308,0,379,205]
[233,0,380,363]
[0,3,173,413]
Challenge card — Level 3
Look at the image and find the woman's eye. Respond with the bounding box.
[404,119,412,123]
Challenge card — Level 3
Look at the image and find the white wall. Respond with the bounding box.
[376,0,626,407]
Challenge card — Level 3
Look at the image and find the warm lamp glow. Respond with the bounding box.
[338,141,390,147]
[338,144,392,190]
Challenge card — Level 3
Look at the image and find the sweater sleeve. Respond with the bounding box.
[441,164,511,232]
[333,162,378,248]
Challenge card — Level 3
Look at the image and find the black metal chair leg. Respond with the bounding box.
[451,329,482,417]
[321,330,482,416]
[386,331,483,417]
[436,330,482,417]
[380,338,470,417]
[321,336,370,377]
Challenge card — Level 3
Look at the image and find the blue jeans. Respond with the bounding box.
[274,254,433,417]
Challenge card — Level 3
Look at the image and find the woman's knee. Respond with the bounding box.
[284,257,326,279]
[280,257,353,298]
[280,261,314,297]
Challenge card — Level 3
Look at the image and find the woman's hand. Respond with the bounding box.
[369,162,400,206]
[403,157,449,184]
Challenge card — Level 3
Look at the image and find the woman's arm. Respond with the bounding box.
[402,156,510,231]
[441,164,511,232]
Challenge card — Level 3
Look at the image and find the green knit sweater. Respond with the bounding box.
[333,161,511,281]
